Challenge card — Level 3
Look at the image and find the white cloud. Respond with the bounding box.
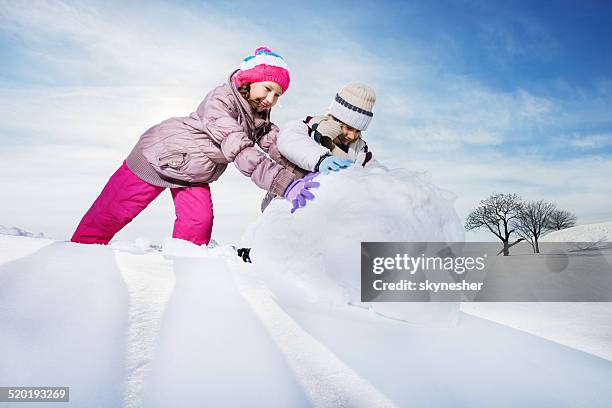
[0,0,248,85]
[515,88,555,121]
[373,78,557,152]
[569,133,612,149]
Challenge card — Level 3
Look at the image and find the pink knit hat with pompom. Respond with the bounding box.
[233,46,290,94]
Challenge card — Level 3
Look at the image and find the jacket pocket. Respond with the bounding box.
[158,151,189,170]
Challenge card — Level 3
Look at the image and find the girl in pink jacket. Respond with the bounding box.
[71,47,317,246]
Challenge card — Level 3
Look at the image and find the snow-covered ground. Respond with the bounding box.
[462,221,612,362]
[1,168,611,407]
[1,234,611,407]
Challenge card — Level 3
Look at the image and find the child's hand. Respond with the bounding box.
[318,156,352,175]
[315,118,343,139]
[283,173,320,213]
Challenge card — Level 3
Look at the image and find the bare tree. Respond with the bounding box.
[465,193,522,256]
[513,200,556,253]
[547,209,577,231]
[496,238,525,255]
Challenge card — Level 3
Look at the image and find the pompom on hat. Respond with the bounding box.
[233,46,290,94]
[329,83,376,131]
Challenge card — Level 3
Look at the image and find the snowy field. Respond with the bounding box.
[1,166,611,407]
[462,221,612,363]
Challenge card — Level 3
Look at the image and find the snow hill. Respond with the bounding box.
[541,221,612,242]
[1,165,611,407]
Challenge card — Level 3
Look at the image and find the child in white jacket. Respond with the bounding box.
[277,82,376,174]
[261,83,376,212]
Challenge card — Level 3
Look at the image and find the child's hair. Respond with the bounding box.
[237,81,267,117]
[238,82,252,102]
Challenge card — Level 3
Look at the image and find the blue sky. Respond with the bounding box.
[0,0,611,242]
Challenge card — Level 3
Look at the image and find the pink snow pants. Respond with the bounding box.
[71,161,214,246]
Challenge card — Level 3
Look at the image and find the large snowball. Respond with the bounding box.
[248,161,465,325]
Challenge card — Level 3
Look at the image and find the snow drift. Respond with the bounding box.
[1,226,612,406]
[0,241,128,406]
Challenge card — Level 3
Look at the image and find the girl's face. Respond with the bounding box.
[339,123,361,144]
[249,81,283,112]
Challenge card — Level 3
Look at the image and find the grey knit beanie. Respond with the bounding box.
[328,83,376,131]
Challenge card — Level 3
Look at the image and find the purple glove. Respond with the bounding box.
[283,172,320,213]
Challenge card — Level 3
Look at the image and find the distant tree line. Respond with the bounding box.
[465,193,577,256]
